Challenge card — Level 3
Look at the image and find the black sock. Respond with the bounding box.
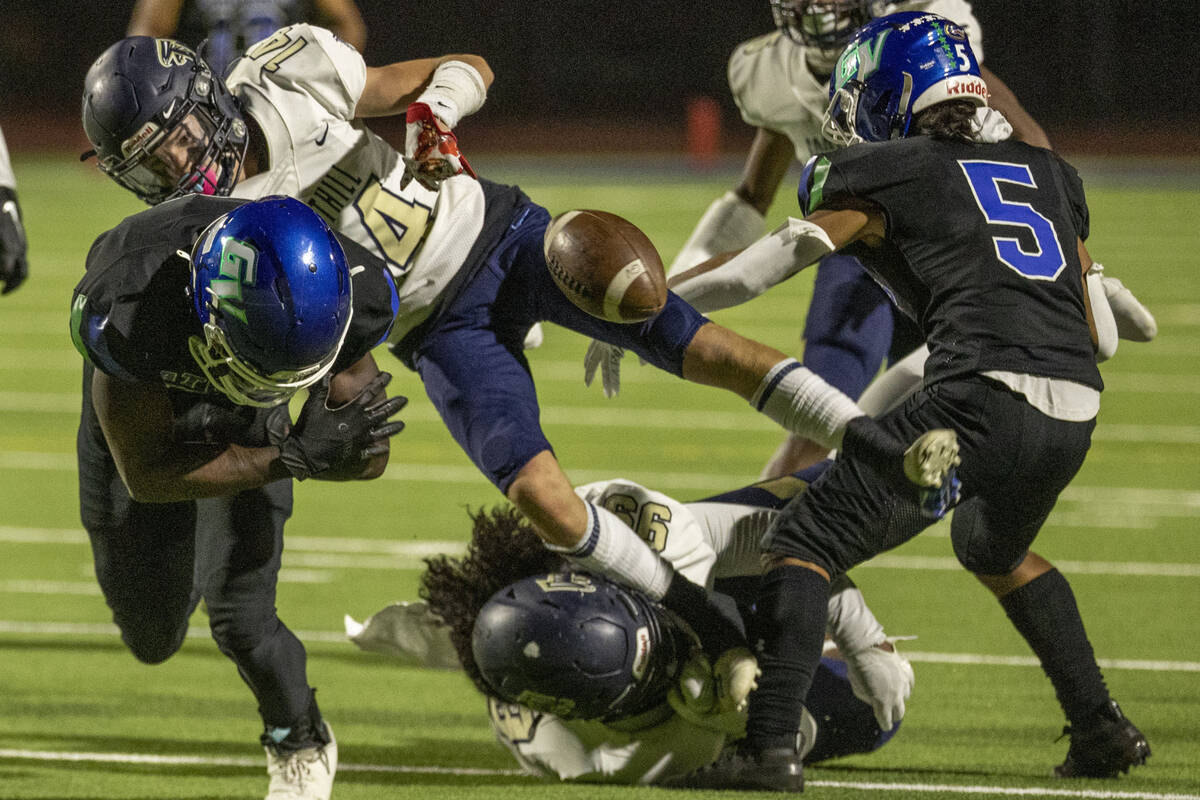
[999,568,1110,726]
[744,564,830,752]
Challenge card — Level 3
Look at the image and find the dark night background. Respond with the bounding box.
[1,1,1196,155]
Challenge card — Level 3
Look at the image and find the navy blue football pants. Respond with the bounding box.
[77,364,312,730]
[413,203,709,492]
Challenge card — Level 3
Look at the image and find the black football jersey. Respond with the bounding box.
[801,137,1102,391]
[70,195,399,407]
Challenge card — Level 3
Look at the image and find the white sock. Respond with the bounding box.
[750,358,865,450]
[545,502,675,600]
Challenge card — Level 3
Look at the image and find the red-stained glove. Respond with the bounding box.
[403,102,476,190]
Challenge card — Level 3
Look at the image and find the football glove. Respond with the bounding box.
[667,650,749,737]
[845,641,915,731]
[1088,263,1157,342]
[277,372,407,481]
[403,102,476,190]
[583,339,625,398]
[0,186,28,295]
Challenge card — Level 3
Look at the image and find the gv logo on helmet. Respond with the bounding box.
[206,238,260,324]
[832,29,892,91]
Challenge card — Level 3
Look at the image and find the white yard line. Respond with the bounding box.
[0,747,1193,799]
[1,619,1198,673]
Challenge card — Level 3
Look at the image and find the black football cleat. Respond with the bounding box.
[1054,699,1151,778]
[664,745,804,792]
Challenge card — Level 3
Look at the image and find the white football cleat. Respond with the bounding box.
[265,722,337,800]
[902,428,960,488]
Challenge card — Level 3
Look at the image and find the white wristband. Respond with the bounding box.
[415,60,487,129]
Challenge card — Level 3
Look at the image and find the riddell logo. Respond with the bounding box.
[631,626,651,680]
[121,122,160,157]
[947,78,987,97]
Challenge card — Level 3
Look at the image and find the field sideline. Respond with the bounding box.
[0,155,1197,799]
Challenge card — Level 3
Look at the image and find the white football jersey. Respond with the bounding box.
[225,24,486,342]
[728,0,984,160]
[488,698,726,784]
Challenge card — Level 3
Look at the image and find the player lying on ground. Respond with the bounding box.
[666,12,1150,791]
[348,470,913,784]
[71,196,407,800]
[81,28,960,702]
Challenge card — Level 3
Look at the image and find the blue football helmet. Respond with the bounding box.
[82,37,247,204]
[471,571,696,721]
[188,196,353,407]
[822,11,988,146]
[771,0,886,50]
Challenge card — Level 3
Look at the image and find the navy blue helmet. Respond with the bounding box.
[82,37,247,204]
[471,571,696,721]
[822,11,988,145]
[189,196,354,407]
[770,1,886,50]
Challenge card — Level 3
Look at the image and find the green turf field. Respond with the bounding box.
[1,154,1197,799]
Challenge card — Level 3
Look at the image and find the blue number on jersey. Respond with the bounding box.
[958,160,1066,281]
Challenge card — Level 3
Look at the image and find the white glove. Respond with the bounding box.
[583,339,625,398]
[344,601,462,669]
[845,642,915,731]
[1089,263,1157,342]
[666,650,751,737]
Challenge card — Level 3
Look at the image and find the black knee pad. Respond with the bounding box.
[950,524,1027,575]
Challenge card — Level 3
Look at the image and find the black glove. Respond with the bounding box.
[0,186,28,295]
[277,372,408,480]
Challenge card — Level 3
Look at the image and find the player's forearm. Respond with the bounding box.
[357,56,491,119]
[119,443,292,502]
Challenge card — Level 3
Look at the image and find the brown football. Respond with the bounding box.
[543,209,668,323]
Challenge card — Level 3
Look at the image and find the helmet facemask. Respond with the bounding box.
[187,311,351,408]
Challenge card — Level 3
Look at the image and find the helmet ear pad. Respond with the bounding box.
[471,571,696,721]
[188,196,353,407]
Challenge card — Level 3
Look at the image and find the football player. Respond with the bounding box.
[350,466,914,784]
[81,27,961,707]
[127,0,367,75]
[586,0,1155,478]
[71,195,407,800]
[348,356,927,783]
[0,124,28,294]
[667,13,1150,790]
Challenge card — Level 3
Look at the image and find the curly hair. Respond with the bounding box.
[912,100,978,141]
[419,505,566,694]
